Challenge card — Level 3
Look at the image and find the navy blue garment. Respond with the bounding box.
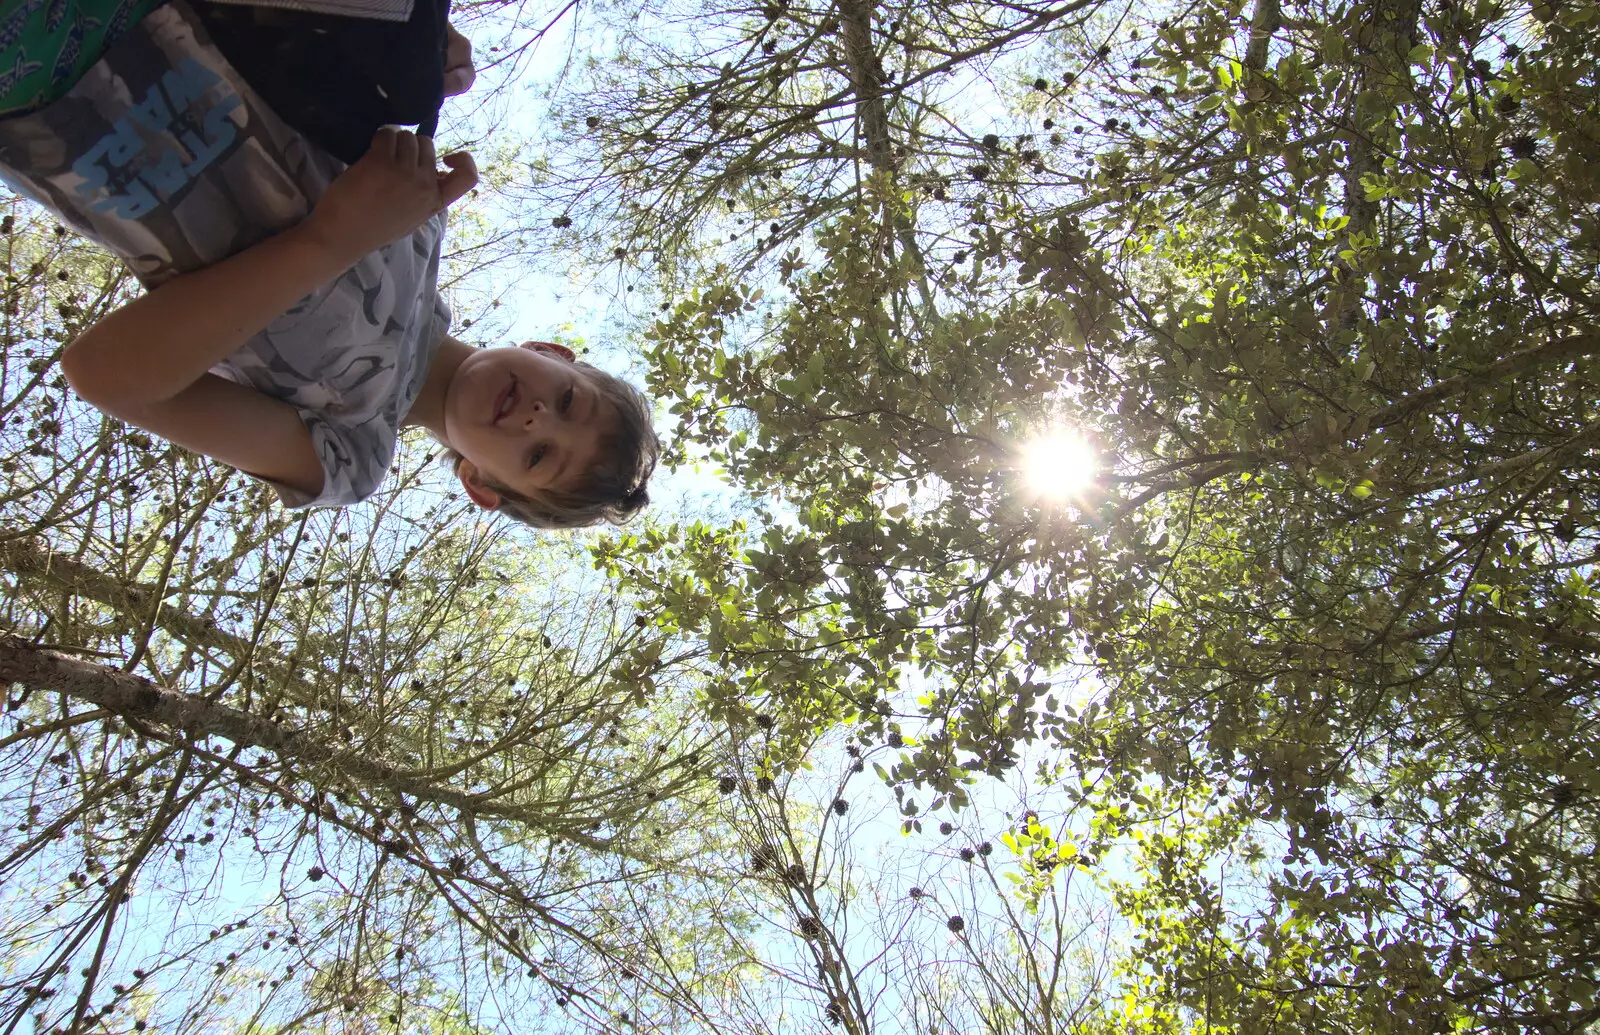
[191,0,449,163]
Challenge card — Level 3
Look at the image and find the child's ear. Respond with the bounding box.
[456,459,502,510]
[520,340,576,363]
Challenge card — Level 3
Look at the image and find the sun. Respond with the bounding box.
[1020,430,1099,502]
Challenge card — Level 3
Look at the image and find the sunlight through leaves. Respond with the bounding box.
[1019,430,1098,503]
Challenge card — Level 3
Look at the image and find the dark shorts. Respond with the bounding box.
[0,0,451,164]
[193,0,451,164]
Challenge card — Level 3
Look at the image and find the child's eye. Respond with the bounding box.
[527,445,546,469]
[559,387,575,414]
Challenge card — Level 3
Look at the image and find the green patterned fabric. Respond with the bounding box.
[0,0,169,115]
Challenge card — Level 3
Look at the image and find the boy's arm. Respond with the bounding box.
[62,131,475,408]
[63,222,361,409]
[110,374,329,497]
[61,130,476,497]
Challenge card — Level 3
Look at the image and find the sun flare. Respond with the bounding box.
[1020,431,1098,502]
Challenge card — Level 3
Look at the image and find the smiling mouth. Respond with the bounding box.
[493,379,517,423]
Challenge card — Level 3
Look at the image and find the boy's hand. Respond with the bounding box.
[444,24,475,96]
[304,129,478,265]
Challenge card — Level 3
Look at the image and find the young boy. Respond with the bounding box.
[0,1,657,528]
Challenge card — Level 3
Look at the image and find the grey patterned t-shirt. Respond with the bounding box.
[210,215,449,508]
[0,0,450,508]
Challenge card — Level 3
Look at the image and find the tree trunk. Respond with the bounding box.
[836,0,894,173]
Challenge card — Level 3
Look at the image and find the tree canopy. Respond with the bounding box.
[4,0,1598,1029]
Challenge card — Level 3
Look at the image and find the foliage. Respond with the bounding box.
[543,0,1600,1027]
[4,0,1600,1027]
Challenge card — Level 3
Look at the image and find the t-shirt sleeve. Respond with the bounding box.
[264,407,400,509]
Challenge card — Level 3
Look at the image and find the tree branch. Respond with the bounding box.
[0,635,639,855]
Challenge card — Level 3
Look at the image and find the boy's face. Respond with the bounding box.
[443,341,614,509]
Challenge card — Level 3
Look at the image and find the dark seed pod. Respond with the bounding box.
[718,776,737,794]
[947,915,965,933]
